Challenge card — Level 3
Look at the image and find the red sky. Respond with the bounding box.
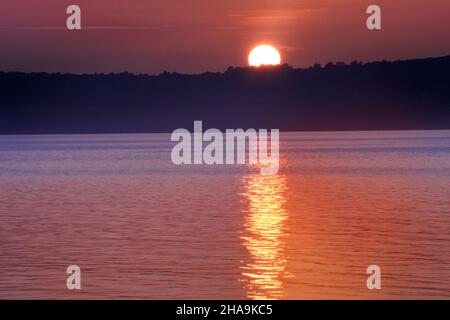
[0,0,449,74]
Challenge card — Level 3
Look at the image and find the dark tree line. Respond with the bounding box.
[0,56,449,134]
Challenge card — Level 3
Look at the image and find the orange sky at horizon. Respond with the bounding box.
[0,0,449,74]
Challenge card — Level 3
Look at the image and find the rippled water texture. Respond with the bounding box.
[0,131,449,299]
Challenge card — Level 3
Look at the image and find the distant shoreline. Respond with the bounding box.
[1,55,449,134]
[1,54,448,77]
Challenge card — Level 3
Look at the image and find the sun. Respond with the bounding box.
[248,45,281,67]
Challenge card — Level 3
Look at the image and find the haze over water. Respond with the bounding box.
[0,130,449,299]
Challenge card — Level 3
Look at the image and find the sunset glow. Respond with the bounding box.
[248,45,281,67]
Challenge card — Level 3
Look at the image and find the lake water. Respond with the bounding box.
[0,130,449,299]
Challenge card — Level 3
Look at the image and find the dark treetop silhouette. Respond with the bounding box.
[0,55,449,134]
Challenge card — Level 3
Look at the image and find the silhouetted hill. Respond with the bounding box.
[0,56,449,134]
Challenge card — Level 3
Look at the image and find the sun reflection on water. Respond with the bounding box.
[240,172,289,300]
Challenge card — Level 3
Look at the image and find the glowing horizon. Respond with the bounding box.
[0,1,449,74]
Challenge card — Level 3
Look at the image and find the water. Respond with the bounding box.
[0,131,449,299]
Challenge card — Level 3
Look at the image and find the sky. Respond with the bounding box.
[0,0,449,74]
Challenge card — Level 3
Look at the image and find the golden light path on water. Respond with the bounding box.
[240,171,290,300]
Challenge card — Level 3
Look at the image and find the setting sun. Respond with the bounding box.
[248,45,281,67]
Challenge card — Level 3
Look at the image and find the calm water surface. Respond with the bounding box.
[0,131,449,299]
